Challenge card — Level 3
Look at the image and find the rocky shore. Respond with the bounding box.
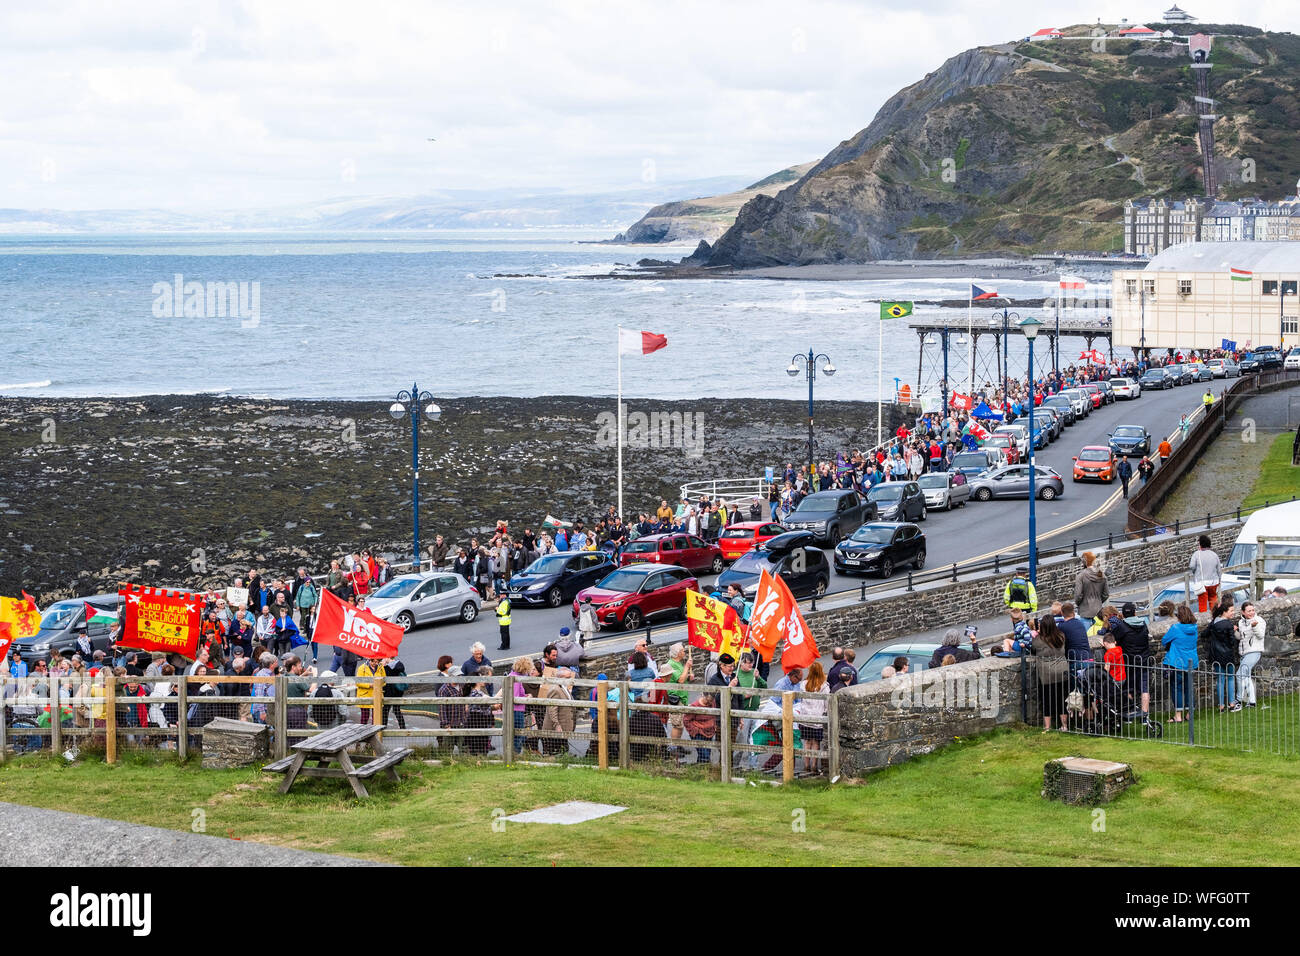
[0,395,907,604]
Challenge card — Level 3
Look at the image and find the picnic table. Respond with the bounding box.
[262,723,412,798]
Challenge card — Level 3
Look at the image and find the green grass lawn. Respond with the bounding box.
[1240,432,1299,513]
[3,728,1298,866]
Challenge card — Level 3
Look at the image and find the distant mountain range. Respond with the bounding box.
[0,176,758,233]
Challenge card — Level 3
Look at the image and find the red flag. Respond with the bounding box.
[950,392,973,412]
[749,569,818,671]
[0,620,12,662]
[118,583,202,658]
[314,588,404,659]
[619,328,668,355]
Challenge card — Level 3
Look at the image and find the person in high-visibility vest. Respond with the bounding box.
[1003,569,1038,613]
[1203,389,1215,409]
[495,596,511,650]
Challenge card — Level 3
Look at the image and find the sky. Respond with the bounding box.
[2,0,1298,212]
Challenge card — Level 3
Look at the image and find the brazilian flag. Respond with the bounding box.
[881,301,913,320]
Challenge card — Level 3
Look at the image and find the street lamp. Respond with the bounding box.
[993,307,1019,420]
[389,383,442,571]
[1018,316,1043,585]
[787,349,835,481]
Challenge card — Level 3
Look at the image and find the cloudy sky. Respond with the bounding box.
[2,0,1297,211]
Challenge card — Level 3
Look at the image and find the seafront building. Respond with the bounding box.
[1123,190,1300,256]
[1111,241,1300,352]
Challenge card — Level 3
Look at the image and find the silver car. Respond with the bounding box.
[1207,358,1241,378]
[365,572,481,632]
[969,464,1065,501]
[917,472,971,510]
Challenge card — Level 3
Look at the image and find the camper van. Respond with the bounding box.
[1221,501,1300,596]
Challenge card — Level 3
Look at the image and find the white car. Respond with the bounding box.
[1110,377,1141,399]
[1060,388,1090,417]
[1285,347,1300,370]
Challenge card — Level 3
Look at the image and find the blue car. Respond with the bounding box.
[506,551,616,608]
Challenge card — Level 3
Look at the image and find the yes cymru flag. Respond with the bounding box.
[314,588,404,660]
[685,590,745,656]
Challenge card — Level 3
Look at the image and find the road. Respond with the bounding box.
[386,379,1218,675]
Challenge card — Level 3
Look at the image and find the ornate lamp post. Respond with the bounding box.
[1019,317,1044,584]
[389,383,442,570]
[787,349,836,481]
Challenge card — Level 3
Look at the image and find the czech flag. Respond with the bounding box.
[619,328,668,355]
[971,284,999,301]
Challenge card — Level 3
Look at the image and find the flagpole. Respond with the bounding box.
[967,285,974,394]
[877,303,883,448]
[617,325,624,520]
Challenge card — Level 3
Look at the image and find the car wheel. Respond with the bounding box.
[880,558,894,578]
[814,578,828,597]
[1040,486,1058,501]
[917,506,927,522]
[623,607,644,631]
[396,611,415,632]
[459,601,478,623]
[827,526,840,547]
[545,586,564,608]
[710,555,725,575]
[914,549,926,570]
[975,488,992,501]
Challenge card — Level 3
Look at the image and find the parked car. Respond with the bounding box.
[572,564,698,631]
[1139,368,1169,390]
[1162,365,1185,386]
[833,522,927,577]
[716,531,830,598]
[1108,424,1152,457]
[1078,383,1104,409]
[617,532,725,574]
[1094,380,1116,404]
[982,433,1017,460]
[1072,445,1117,483]
[994,424,1029,457]
[716,521,786,562]
[12,592,124,664]
[917,472,971,510]
[1206,358,1240,378]
[1061,388,1091,417]
[1165,363,1194,385]
[855,641,942,681]
[783,488,878,546]
[1284,347,1300,371]
[366,573,481,632]
[969,464,1065,501]
[1191,363,1214,383]
[1036,405,1065,441]
[1141,583,1253,616]
[950,449,1001,478]
[1241,350,1284,373]
[506,551,616,608]
[1042,395,1077,425]
[1110,377,1141,399]
[865,480,927,522]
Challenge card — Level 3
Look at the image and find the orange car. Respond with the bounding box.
[717,521,786,562]
[1072,445,1116,482]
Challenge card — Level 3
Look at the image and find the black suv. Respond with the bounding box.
[833,522,927,578]
[507,550,616,607]
[1241,350,1283,373]
[782,489,877,546]
[865,480,927,522]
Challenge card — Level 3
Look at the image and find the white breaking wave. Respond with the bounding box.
[0,380,53,390]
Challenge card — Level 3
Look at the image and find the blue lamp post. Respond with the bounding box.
[787,349,836,479]
[1018,316,1043,585]
[389,384,441,570]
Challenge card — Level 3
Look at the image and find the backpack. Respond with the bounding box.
[1008,578,1030,606]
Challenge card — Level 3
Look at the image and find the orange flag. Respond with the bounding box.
[749,569,818,671]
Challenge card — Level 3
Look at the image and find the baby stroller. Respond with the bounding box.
[1076,665,1162,738]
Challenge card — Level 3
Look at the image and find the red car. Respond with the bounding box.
[717,521,786,562]
[1072,445,1116,482]
[1079,383,1104,409]
[572,564,699,631]
[617,532,725,575]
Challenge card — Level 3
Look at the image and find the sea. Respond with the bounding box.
[0,230,1108,403]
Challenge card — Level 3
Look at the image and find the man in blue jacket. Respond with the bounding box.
[1059,601,1093,676]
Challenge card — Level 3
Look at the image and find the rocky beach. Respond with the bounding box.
[0,395,907,604]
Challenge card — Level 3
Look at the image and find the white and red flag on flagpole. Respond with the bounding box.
[619,328,668,355]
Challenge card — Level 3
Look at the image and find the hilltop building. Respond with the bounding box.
[1112,242,1299,351]
[1162,5,1196,22]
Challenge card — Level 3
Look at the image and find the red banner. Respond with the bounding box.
[950,392,974,412]
[314,588,404,660]
[118,584,202,658]
[747,569,818,670]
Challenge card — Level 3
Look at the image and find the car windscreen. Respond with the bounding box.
[847,526,894,545]
[917,475,948,489]
[867,485,902,501]
[621,540,658,553]
[728,552,774,574]
[595,569,650,592]
[1113,426,1144,437]
[720,528,755,539]
[1228,542,1300,575]
[373,579,422,599]
[524,554,572,573]
[791,494,840,515]
[38,602,80,631]
[1078,448,1111,461]
[951,454,987,468]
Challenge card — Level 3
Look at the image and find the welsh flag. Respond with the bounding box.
[684,590,746,658]
[967,420,990,441]
[1230,267,1252,283]
[619,328,668,355]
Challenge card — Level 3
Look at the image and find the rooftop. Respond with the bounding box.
[1144,242,1300,272]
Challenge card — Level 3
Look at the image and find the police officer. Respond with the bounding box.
[495,595,511,650]
[1203,388,1215,410]
[1003,567,1039,614]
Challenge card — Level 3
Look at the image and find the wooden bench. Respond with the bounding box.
[261,723,411,798]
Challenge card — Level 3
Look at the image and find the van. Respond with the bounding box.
[11,592,124,664]
[1220,501,1300,595]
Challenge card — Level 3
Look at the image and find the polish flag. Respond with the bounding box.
[619,328,668,355]
[1059,275,1086,291]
